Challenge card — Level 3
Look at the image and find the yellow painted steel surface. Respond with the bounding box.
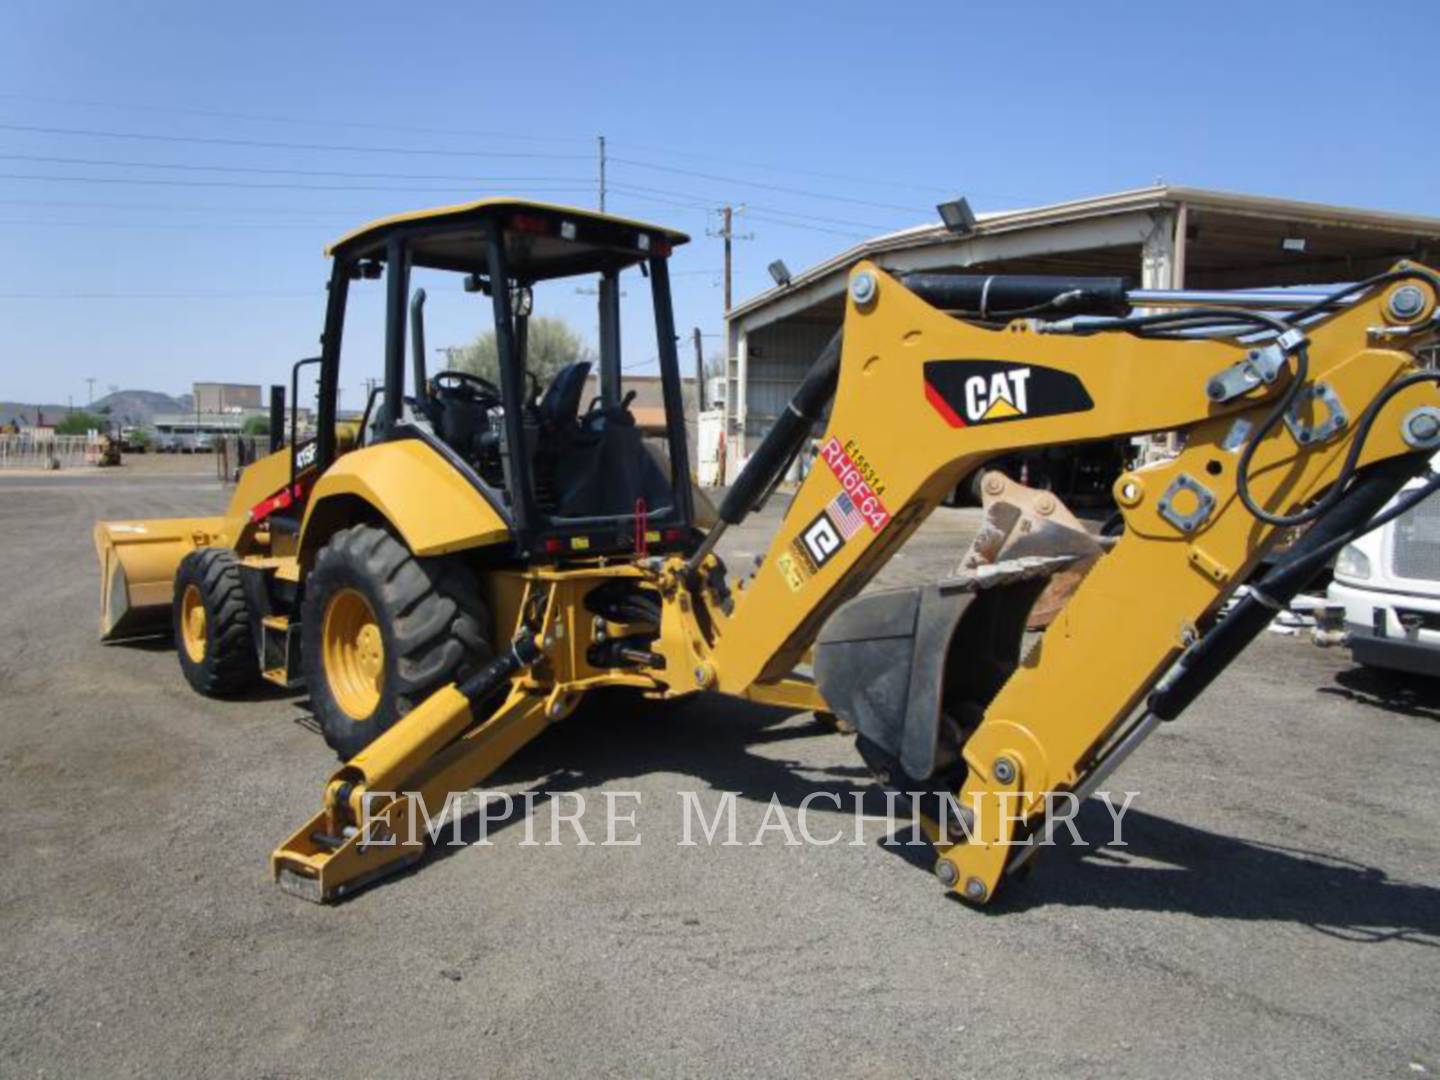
[93,516,227,639]
[706,263,1438,690]
[179,584,206,663]
[100,240,1425,907]
[322,588,385,720]
[300,439,511,558]
[221,444,292,527]
[689,261,1438,902]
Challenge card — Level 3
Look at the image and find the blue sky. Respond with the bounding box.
[2,0,1438,407]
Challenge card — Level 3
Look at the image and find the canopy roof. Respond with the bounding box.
[325,197,690,281]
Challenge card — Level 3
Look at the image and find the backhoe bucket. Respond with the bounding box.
[815,573,1049,785]
[814,473,1102,787]
[93,517,226,640]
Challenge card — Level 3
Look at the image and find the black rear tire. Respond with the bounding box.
[173,548,259,697]
[300,524,493,760]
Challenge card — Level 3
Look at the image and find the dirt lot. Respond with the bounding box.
[2,455,1437,1079]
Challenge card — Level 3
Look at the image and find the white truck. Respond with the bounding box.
[1317,453,1440,676]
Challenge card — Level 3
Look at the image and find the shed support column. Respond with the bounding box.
[730,329,749,482]
[1140,208,1180,290]
[1172,203,1188,290]
[1140,207,1184,459]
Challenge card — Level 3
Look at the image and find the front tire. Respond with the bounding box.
[173,548,259,697]
[300,524,492,760]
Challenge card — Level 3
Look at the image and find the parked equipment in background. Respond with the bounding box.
[93,198,1440,906]
[1315,451,1440,676]
[93,429,122,467]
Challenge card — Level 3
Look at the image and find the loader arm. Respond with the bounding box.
[685,260,1440,902]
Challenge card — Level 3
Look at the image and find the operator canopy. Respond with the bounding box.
[325,198,690,280]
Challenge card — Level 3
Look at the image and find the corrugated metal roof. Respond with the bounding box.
[728,184,1440,320]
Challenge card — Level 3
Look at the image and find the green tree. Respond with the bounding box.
[445,315,593,386]
[242,414,271,436]
[55,410,106,435]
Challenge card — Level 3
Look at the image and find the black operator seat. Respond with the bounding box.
[538,360,592,434]
[550,386,673,519]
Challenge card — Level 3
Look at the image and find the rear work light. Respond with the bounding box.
[510,213,553,237]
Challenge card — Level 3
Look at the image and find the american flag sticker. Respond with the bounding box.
[826,491,866,539]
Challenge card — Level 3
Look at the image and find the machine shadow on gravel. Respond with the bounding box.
[983,799,1440,943]
[1319,666,1440,722]
[411,689,891,859]
[328,687,1440,939]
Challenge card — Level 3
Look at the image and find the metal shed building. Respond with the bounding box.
[722,184,1440,481]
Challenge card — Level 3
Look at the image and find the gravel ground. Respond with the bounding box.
[1,457,1437,1079]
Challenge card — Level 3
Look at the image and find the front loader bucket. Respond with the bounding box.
[93,517,226,640]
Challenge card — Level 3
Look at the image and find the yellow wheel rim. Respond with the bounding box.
[323,588,385,721]
[180,583,207,664]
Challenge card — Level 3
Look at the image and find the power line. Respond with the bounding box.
[0,178,868,241]
[0,169,896,238]
[611,180,891,230]
[0,151,591,184]
[0,290,317,299]
[0,171,595,195]
[0,90,963,199]
[606,185,712,213]
[0,121,592,160]
[608,190,876,241]
[0,90,592,145]
[612,139,957,197]
[0,219,338,230]
[743,211,869,240]
[0,197,360,215]
[610,156,927,214]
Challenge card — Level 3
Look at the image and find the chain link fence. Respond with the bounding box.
[215,435,274,483]
[0,433,96,469]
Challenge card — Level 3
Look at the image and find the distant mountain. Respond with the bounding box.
[0,389,191,428]
[91,389,191,425]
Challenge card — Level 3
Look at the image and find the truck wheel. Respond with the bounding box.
[174,548,259,697]
[301,524,493,760]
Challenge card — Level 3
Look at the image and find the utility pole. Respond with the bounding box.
[692,327,706,411]
[722,205,733,313]
[597,135,606,212]
[711,205,750,314]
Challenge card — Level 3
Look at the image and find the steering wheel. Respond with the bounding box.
[432,370,501,400]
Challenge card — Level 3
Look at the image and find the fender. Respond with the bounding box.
[299,439,510,559]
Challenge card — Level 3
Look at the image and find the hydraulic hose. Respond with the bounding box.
[684,330,842,574]
[1147,453,1430,721]
[900,273,1131,319]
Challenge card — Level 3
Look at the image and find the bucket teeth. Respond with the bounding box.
[938,554,1087,593]
[954,471,1105,629]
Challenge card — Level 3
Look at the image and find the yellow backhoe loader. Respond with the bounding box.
[95,199,1440,905]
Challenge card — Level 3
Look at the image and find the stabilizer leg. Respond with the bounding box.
[272,631,549,903]
[272,686,552,902]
